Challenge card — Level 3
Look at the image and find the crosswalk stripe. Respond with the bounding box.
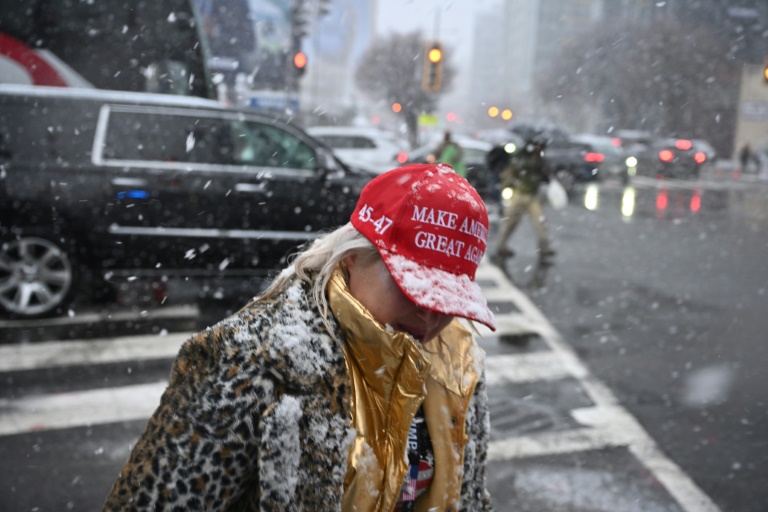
[0,381,166,436]
[0,304,199,329]
[0,333,191,372]
[488,421,630,460]
[0,350,568,437]
[484,352,571,384]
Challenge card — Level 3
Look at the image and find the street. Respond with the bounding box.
[1,167,766,511]
[495,167,768,511]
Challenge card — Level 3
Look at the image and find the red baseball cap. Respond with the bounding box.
[350,163,496,331]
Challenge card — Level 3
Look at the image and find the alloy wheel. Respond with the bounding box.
[0,236,74,316]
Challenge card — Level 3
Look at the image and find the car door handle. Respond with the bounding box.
[112,177,148,187]
[235,183,268,194]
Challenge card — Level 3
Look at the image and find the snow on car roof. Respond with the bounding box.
[0,84,223,109]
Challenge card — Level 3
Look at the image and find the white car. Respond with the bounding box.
[403,136,499,200]
[306,126,408,173]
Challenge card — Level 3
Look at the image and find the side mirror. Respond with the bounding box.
[316,146,345,179]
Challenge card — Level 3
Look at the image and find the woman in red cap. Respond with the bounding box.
[105,164,496,512]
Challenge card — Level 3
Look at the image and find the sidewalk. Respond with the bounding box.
[473,263,721,512]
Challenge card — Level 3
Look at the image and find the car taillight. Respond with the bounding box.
[675,139,692,150]
[396,151,408,163]
[694,151,706,164]
[584,152,604,163]
[659,149,675,162]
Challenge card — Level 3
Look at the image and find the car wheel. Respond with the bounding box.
[0,232,78,317]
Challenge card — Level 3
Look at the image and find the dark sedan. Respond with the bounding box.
[632,138,708,179]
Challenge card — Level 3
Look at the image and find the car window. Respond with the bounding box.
[349,136,377,149]
[103,111,235,164]
[315,135,376,149]
[464,147,488,163]
[102,110,316,171]
[582,139,622,156]
[233,121,317,171]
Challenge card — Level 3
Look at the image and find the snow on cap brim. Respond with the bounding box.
[381,251,496,331]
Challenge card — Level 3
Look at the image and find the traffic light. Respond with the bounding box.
[763,62,768,84]
[422,42,443,92]
[293,51,307,77]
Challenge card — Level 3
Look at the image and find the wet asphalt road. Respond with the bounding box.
[0,167,766,511]
[496,170,768,512]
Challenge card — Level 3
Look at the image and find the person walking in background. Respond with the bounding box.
[432,130,466,177]
[494,137,555,265]
[739,142,754,175]
[104,163,496,512]
[486,142,515,204]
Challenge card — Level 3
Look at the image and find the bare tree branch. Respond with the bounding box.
[355,31,456,147]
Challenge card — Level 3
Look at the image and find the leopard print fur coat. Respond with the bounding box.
[104,277,492,511]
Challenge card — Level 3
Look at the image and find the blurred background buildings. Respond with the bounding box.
[1,0,767,155]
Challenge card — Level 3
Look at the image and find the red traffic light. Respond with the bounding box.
[293,52,307,69]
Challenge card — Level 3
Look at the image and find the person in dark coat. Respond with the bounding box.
[494,138,554,262]
[486,143,515,204]
[739,143,754,174]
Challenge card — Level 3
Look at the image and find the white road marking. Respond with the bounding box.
[0,304,199,329]
[0,381,166,436]
[0,333,190,372]
[484,352,572,385]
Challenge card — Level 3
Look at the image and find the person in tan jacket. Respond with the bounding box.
[104,163,496,511]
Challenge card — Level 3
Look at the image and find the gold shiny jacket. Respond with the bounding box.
[327,268,491,512]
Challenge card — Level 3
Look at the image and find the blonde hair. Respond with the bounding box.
[255,222,379,334]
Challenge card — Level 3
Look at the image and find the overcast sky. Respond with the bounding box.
[374,0,500,108]
[374,0,500,61]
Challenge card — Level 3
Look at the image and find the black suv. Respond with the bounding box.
[0,86,373,317]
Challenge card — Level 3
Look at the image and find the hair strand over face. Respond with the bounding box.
[248,223,379,338]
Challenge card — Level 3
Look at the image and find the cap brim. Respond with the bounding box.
[380,251,497,331]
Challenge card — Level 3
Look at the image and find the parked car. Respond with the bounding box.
[615,129,654,155]
[402,136,498,202]
[474,128,524,148]
[305,125,408,172]
[691,139,717,163]
[571,134,631,184]
[633,137,708,179]
[0,85,374,317]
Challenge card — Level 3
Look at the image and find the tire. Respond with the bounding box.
[0,230,79,317]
